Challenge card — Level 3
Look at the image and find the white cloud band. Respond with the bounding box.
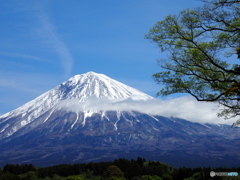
[57,96,236,125]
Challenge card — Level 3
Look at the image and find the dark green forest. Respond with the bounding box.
[0,157,239,180]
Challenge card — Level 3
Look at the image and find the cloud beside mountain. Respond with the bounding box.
[57,95,235,125]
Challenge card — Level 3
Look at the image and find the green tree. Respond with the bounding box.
[22,171,38,180]
[106,165,124,178]
[41,177,52,180]
[146,0,240,125]
[66,175,84,180]
[140,175,162,180]
[183,172,205,180]
[162,174,173,180]
[0,172,20,180]
[52,174,66,180]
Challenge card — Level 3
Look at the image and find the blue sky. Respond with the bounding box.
[2,0,229,123]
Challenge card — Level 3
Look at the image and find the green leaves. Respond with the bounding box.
[146,0,240,125]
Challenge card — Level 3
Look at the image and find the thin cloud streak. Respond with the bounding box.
[0,52,51,63]
[0,70,63,97]
[35,3,74,77]
[0,73,53,94]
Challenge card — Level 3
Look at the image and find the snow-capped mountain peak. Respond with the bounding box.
[1,72,240,168]
[59,71,153,101]
[0,72,153,139]
[1,72,153,118]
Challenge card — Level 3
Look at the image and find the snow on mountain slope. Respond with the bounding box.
[0,72,153,140]
[1,72,240,168]
[1,72,153,118]
[61,71,153,100]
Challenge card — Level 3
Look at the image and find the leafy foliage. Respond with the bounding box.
[66,175,84,180]
[145,0,240,125]
[106,165,124,178]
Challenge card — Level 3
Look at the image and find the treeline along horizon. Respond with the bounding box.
[1,157,239,180]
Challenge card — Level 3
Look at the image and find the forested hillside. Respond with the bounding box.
[0,157,239,180]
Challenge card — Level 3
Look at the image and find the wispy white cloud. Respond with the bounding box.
[0,52,51,63]
[57,96,237,125]
[34,2,74,77]
[0,76,38,94]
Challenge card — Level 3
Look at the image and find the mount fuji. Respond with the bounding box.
[0,71,240,167]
